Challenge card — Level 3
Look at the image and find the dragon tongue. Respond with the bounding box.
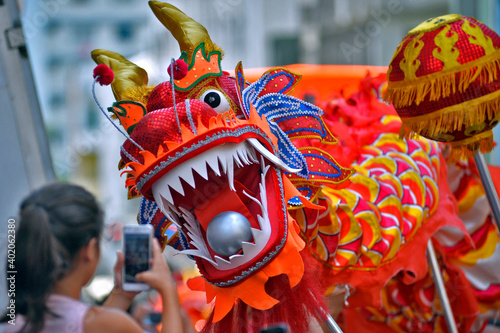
[194,181,258,232]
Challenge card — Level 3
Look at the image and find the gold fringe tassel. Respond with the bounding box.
[448,130,494,162]
[384,49,500,108]
[398,89,500,139]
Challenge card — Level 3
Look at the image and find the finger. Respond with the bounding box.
[114,252,124,287]
[135,271,149,283]
[113,251,119,272]
[151,238,165,265]
[151,238,161,258]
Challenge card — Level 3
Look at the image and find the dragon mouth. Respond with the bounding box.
[151,138,288,284]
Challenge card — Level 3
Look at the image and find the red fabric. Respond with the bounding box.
[146,81,189,113]
[343,252,479,333]
[200,251,328,333]
[319,74,399,166]
[443,261,480,329]
[488,164,500,195]
[343,307,398,333]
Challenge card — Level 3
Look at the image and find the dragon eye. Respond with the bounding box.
[200,90,230,113]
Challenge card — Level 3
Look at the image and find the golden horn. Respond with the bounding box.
[148,1,223,64]
[91,49,148,101]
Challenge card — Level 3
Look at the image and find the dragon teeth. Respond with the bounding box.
[153,179,173,206]
[241,240,258,256]
[206,153,221,176]
[214,255,232,265]
[178,167,196,188]
[247,147,258,163]
[247,138,302,173]
[233,152,244,168]
[193,163,209,180]
[229,253,246,260]
[151,140,275,270]
[169,183,184,197]
[237,146,251,165]
[153,189,166,213]
[250,227,266,241]
[165,200,181,216]
[152,142,261,207]
[226,153,235,192]
[178,249,217,265]
[179,206,213,260]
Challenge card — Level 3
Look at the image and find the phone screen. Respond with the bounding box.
[124,233,150,283]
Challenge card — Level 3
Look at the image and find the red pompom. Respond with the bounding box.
[167,59,188,80]
[93,64,114,86]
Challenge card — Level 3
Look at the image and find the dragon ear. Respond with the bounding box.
[91,49,148,101]
[148,1,223,64]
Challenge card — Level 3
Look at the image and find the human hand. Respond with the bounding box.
[136,239,184,333]
[135,238,175,295]
[113,251,141,300]
[103,251,141,310]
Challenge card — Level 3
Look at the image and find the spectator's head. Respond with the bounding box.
[15,182,104,332]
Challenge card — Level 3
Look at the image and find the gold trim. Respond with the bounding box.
[400,88,500,132]
[385,49,500,108]
[448,130,494,162]
[400,90,500,141]
[449,129,493,148]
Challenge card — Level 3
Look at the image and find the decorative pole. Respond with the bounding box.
[475,153,500,232]
[325,313,344,333]
[427,241,459,333]
[317,306,344,333]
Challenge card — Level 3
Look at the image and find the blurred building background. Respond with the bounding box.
[17,0,500,271]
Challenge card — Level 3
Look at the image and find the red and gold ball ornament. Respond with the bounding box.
[384,14,500,160]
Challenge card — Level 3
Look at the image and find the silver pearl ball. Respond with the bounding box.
[206,211,253,257]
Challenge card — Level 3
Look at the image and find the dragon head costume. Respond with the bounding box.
[93,1,352,330]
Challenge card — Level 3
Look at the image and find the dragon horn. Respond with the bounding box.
[91,49,148,101]
[148,1,223,64]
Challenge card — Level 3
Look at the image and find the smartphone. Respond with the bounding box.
[122,224,154,292]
